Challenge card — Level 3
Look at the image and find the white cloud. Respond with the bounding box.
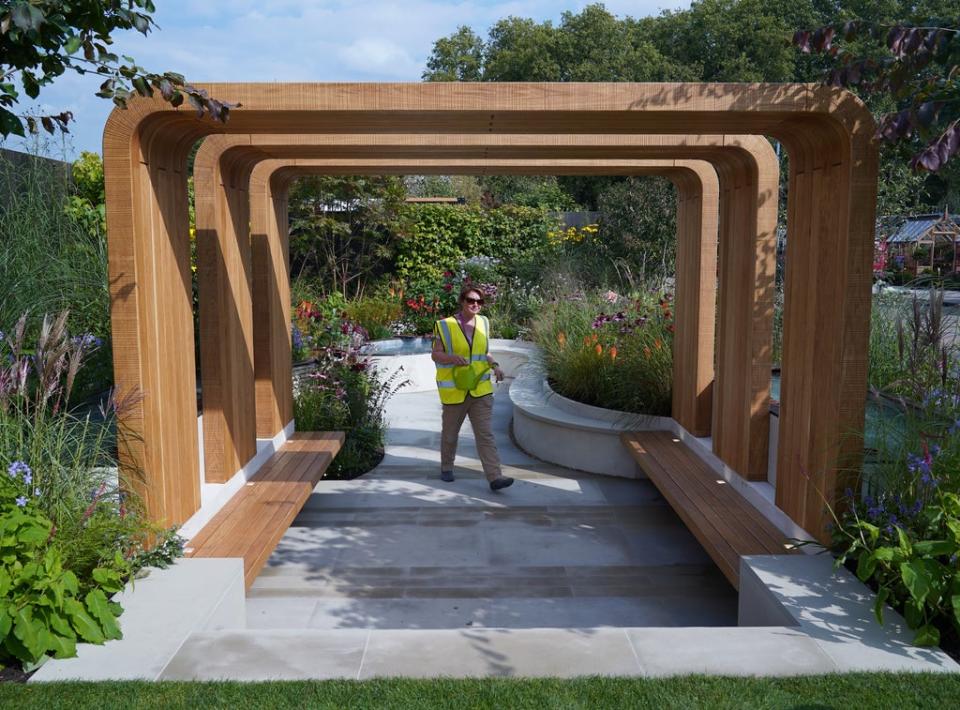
[339,38,421,77]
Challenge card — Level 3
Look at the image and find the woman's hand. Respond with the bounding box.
[449,355,469,366]
[493,366,505,382]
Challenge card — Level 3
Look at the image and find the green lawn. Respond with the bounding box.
[2,674,959,709]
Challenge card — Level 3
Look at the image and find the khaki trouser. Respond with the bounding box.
[440,394,502,481]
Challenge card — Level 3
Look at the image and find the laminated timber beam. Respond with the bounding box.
[192,133,778,489]
[192,149,722,475]
[103,83,877,543]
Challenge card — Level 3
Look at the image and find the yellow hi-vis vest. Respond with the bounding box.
[434,315,493,404]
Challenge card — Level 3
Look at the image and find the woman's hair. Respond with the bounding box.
[458,284,484,303]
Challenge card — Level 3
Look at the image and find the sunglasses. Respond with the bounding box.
[463,297,484,305]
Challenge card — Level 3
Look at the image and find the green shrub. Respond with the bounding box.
[294,351,406,479]
[342,298,403,341]
[0,497,126,668]
[0,150,110,344]
[533,289,673,415]
[830,409,960,650]
[394,204,558,281]
[0,314,154,584]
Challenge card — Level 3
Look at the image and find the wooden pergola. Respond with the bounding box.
[104,83,878,542]
[191,134,779,485]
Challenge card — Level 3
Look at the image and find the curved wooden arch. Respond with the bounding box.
[192,150,722,482]
[104,83,877,540]
[192,133,778,486]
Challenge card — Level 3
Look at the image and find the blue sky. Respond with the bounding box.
[7,1,692,160]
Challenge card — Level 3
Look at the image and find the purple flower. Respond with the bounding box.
[71,333,103,350]
[907,453,931,477]
[292,325,304,351]
[22,472,31,485]
[15,496,27,507]
[7,461,30,479]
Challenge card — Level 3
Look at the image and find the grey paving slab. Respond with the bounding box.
[743,555,960,672]
[625,627,839,676]
[245,596,319,629]
[358,628,641,678]
[159,630,369,681]
[305,475,611,510]
[32,558,244,682]
[290,595,736,630]
[382,386,539,468]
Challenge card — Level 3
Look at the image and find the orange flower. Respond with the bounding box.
[388,287,395,297]
[584,336,592,346]
[595,343,603,356]
[609,345,618,361]
[643,346,651,359]
[654,339,662,350]
[591,333,599,344]
[557,331,567,349]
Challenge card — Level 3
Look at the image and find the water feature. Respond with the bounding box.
[360,336,434,356]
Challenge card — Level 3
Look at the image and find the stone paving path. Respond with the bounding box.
[245,386,736,631]
[163,383,757,680]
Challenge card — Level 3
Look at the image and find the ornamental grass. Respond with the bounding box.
[534,289,673,416]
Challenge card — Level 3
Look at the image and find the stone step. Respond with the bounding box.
[291,503,679,527]
[245,593,739,630]
[249,563,729,599]
[158,627,839,680]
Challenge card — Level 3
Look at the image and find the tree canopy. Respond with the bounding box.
[423,1,960,213]
[0,0,233,138]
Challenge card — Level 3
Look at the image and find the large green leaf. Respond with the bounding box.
[92,566,124,594]
[873,587,890,626]
[0,604,12,642]
[62,570,79,595]
[952,594,960,625]
[856,552,877,582]
[47,611,75,640]
[897,527,913,555]
[0,567,10,596]
[47,633,77,660]
[85,589,122,641]
[904,599,925,629]
[914,624,941,647]
[900,560,933,605]
[12,609,45,663]
[63,599,105,644]
[912,540,955,557]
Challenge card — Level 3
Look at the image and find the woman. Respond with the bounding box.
[431,284,514,491]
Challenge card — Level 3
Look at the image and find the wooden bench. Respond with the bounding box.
[186,431,344,589]
[620,431,798,589]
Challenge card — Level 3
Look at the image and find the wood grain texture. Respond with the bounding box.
[193,137,262,482]
[186,431,344,588]
[621,431,798,589]
[195,132,777,452]
[104,83,877,542]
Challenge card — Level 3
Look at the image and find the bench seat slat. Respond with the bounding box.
[622,436,741,582]
[648,433,787,555]
[187,431,344,588]
[621,431,797,589]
